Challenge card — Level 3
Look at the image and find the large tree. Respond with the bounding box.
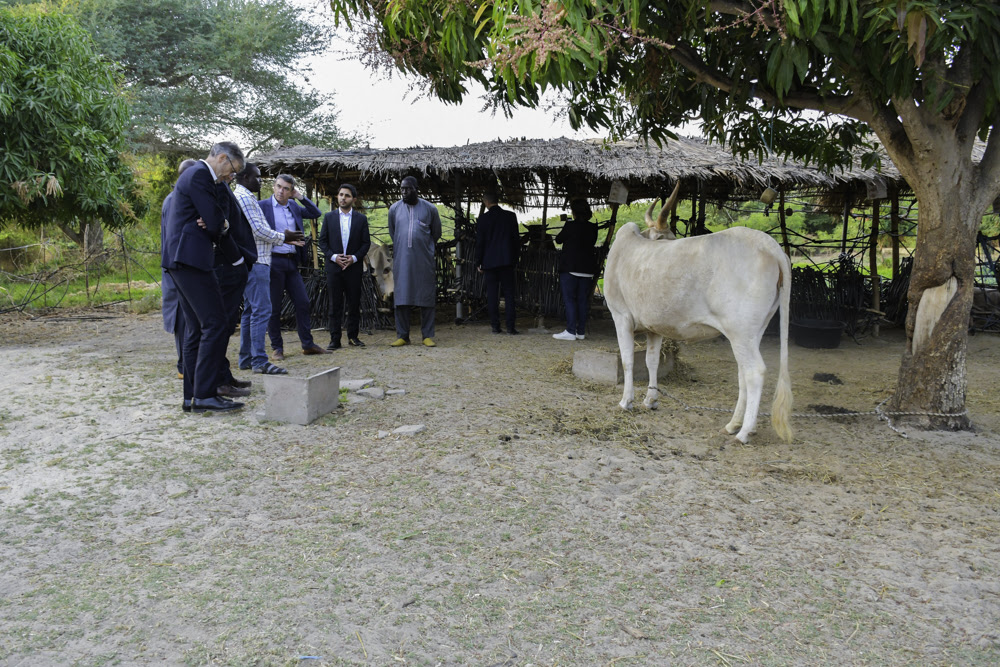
[0,3,145,247]
[330,0,999,430]
[66,0,356,154]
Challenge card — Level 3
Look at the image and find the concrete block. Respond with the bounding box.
[386,389,406,396]
[573,349,672,385]
[357,387,385,400]
[262,366,340,425]
[341,378,375,391]
[392,424,426,436]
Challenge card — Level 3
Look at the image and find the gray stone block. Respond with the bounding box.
[573,349,672,385]
[341,378,375,391]
[386,389,406,396]
[262,366,340,425]
[392,424,426,436]
[356,387,386,400]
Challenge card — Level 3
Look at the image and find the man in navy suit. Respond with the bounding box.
[161,142,246,413]
[475,190,521,335]
[212,177,257,398]
[318,184,371,349]
[257,174,329,359]
[161,159,198,378]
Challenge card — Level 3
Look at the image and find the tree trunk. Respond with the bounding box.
[887,169,978,430]
[59,220,104,253]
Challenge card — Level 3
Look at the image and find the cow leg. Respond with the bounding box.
[724,358,747,436]
[729,341,766,443]
[643,333,663,409]
[612,312,636,410]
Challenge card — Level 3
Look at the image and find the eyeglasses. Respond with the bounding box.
[224,154,241,176]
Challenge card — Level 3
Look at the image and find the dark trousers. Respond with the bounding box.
[560,272,592,336]
[484,265,516,332]
[168,265,228,401]
[394,305,435,340]
[173,307,186,375]
[326,266,362,341]
[268,252,315,351]
[214,261,248,387]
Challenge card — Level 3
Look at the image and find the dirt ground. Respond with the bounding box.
[0,306,998,666]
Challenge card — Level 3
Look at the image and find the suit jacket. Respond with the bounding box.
[258,194,321,267]
[161,161,237,272]
[214,183,257,268]
[319,209,371,274]
[475,205,520,270]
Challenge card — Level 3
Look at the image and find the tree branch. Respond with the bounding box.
[973,114,1000,212]
[667,43,872,121]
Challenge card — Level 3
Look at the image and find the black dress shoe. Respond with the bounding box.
[507,329,520,335]
[192,396,244,413]
[217,384,251,398]
[348,337,366,347]
[182,399,192,413]
[492,327,502,334]
[229,378,252,389]
[326,340,342,350]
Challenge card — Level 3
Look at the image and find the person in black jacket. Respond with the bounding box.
[475,191,521,334]
[318,184,371,349]
[553,199,598,341]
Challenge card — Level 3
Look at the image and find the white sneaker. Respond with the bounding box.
[576,334,585,340]
[552,330,577,341]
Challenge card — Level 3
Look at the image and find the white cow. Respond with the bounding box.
[603,183,793,444]
[364,243,394,301]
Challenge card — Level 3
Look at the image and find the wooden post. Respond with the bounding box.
[869,200,881,337]
[890,190,900,279]
[778,190,791,257]
[841,195,852,254]
[541,177,549,229]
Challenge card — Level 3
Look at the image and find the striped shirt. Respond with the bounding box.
[233,183,284,266]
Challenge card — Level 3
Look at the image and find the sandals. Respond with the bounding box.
[253,362,288,375]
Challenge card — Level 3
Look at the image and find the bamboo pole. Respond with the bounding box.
[869,200,881,337]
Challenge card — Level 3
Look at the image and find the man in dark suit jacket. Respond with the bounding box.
[161,142,246,413]
[318,183,371,349]
[161,159,198,378]
[257,173,328,359]
[475,191,521,334]
[212,179,257,397]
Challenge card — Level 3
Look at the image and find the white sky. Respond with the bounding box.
[311,56,604,149]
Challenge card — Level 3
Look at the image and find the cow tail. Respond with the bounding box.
[771,252,794,442]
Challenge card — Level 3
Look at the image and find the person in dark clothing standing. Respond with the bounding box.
[475,191,520,335]
[319,183,371,349]
[553,199,598,341]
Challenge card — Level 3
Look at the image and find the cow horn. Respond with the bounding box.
[644,200,657,228]
[656,181,682,231]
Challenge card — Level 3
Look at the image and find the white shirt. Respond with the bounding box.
[335,209,357,263]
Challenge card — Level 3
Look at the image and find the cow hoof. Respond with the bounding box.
[735,432,750,444]
[724,422,741,435]
[643,399,659,410]
[619,400,633,411]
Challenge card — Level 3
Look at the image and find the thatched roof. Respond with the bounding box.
[255,136,917,210]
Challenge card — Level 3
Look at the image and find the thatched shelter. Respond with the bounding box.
[254,136,911,211]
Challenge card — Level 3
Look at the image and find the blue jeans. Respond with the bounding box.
[560,273,592,336]
[239,262,273,369]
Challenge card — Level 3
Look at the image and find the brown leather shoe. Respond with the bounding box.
[272,349,284,362]
[302,344,330,355]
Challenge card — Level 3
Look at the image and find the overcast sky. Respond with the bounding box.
[310,56,604,149]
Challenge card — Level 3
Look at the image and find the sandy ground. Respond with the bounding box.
[0,307,998,666]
